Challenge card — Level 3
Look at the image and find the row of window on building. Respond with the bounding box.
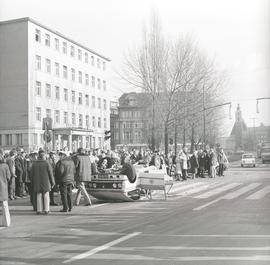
[120,110,141,118]
[0,134,23,146]
[122,122,144,129]
[35,108,107,129]
[35,29,106,70]
[35,81,107,109]
[35,55,107,90]
[122,131,142,142]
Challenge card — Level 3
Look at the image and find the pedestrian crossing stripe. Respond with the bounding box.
[194,182,242,199]
[161,181,270,202]
[175,182,225,196]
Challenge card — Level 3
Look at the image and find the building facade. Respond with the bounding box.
[110,93,151,150]
[0,17,111,152]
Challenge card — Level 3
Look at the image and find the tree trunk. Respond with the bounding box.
[190,124,194,153]
[164,123,169,155]
[174,121,178,155]
[151,96,155,151]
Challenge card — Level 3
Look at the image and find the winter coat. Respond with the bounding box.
[31,160,55,193]
[190,154,199,169]
[15,156,25,182]
[180,152,189,170]
[74,154,92,182]
[23,159,32,183]
[0,162,11,201]
[217,151,228,164]
[198,153,206,170]
[210,151,218,167]
[6,157,16,178]
[175,155,182,174]
[55,157,76,184]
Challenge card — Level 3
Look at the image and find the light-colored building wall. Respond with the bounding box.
[0,17,111,152]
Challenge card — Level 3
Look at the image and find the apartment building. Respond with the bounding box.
[0,17,111,152]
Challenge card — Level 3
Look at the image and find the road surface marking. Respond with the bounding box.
[194,183,261,210]
[193,197,223,210]
[176,182,224,196]
[246,185,270,200]
[194,182,242,199]
[142,234,270,238]
[169,182,204,194]
[62,232,141,263]
[222,182,261,199]
[170,256,270,261]
[141,246,270,250]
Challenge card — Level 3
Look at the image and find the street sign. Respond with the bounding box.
[42,117,52,130]
[43,130,52,143]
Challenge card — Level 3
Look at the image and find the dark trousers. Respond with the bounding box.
[49,190,55,204]
[25,183,33,205]
[182,169,188,180]
[8,177,15,198]
[218,163,224,176]
[15,178,24,196]
[60,183,73,211]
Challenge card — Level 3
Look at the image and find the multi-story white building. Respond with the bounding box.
[0,17,111,152]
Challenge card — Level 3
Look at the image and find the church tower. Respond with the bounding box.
[230,104,247,150]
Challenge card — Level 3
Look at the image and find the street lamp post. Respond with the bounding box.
[202,86,231,148]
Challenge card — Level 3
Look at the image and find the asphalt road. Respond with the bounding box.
[1,166,270,265]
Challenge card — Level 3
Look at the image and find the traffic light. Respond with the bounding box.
[104,130,111,141]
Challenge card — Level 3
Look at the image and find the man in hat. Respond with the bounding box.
[55,151,75,212]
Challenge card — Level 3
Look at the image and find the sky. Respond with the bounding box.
[0,0,269,136]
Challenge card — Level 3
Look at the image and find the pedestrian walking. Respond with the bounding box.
[180,147,190,181]
[73,148,92,206]
[55,151,76,212]
[0,154,11,227]
[217,148,228,176]
[31,149,55,214]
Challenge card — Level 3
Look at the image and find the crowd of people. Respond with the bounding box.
[0,145,228,227]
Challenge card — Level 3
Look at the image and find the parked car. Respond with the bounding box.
[241,153,256,167]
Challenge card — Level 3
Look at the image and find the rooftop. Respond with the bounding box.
[0,17,110,61]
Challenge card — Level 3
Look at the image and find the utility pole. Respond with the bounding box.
[250,117,257,151]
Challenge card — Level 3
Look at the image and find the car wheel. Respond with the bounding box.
[241,164,243,167]
[253,164,256,167]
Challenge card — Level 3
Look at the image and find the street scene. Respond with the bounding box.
[0,0,270,264]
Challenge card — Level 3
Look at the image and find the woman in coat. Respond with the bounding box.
[190,150,199,179]
[31,150,55,214]
[175,152,182,181]
[0,154,11,226]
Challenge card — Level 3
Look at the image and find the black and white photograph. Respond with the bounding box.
[0,0,270,264]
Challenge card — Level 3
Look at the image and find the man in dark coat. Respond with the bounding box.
[73,148,92,206]
[15,150,26,198]
[48,151,58,206]
[55,151,76,212]
[31,150,55,214]
[6,150,17,200]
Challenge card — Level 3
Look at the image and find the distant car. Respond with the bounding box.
[241,154,256,167]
